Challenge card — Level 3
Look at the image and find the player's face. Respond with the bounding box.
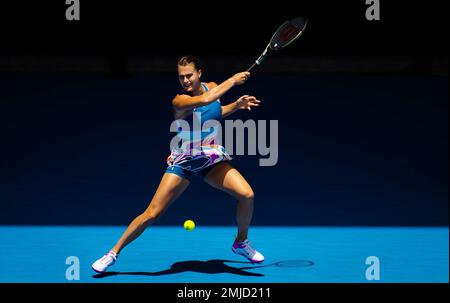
[178,64,202,93]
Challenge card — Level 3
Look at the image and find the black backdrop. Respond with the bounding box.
[0,1,447,55]
[0,1,448,226]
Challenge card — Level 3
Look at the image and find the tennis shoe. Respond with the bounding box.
[92,251,117,273]
[232,239,264,263]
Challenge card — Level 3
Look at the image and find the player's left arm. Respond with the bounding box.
[207,82,261,119]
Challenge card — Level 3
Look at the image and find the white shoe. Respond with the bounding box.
[232,239,265,263]
[92,251,117,273]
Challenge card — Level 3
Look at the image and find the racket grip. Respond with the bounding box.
[246,62,259,72]
[247,48,270,72]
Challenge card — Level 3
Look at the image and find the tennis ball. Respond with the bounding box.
[184,220,195,231]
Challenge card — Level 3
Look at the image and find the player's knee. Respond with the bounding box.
[240,189,254,201]
[141,208,163,225]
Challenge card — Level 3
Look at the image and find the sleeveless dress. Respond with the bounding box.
[165,83,232,180]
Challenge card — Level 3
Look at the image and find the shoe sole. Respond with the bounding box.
[232,247,264,264]
[92,265,106,274]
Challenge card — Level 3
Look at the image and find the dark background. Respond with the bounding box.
[0,1,448,226]
[0,1,447,55]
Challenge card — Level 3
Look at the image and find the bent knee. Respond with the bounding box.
[239,189,254,201]
[141,208,164,225]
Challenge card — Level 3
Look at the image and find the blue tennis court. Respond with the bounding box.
[0,226,447,283]
[1,67,448,285]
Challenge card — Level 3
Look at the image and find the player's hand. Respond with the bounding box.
[236,95,261,111]
[231,72,251,85]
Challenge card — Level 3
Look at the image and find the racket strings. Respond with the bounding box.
[271,17,308,49]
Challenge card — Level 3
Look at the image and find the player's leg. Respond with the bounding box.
[203,162,254,241]
[92,172,189,273]
[203,162,264,263]
[111,172,190,254]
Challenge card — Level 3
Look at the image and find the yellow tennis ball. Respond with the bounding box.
[184,220,195,231]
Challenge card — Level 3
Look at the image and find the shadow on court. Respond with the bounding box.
[92,259,314,279]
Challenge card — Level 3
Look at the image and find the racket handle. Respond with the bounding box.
[246,62,259,72]
[247,48,271,73]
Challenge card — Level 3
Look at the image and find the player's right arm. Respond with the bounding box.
[172,72,251,111]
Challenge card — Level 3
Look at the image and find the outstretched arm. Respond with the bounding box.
[222,95,261,119]
[172,72,251,112]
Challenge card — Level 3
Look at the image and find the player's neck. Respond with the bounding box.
[192,83,205,96]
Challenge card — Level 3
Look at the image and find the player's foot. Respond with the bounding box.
[232,239,264,263]
[92,251,117,273]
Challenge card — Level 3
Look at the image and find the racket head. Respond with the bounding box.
[269,16,308,51]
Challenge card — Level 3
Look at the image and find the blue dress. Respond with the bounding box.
[165,83,232,180]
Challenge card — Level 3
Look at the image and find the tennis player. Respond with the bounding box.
[92,56,263,273]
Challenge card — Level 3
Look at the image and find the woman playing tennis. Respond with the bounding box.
[92,56,263,273]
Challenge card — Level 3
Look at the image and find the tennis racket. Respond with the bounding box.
[247,16,308,72]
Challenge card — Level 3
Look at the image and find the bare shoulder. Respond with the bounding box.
[172,92,189,101]
[171,93,188,108]
[206,82,218,89]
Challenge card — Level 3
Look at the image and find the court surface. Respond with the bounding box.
[0,226,447,283]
